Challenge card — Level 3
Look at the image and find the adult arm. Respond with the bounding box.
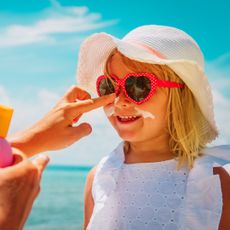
[8,86,115,157]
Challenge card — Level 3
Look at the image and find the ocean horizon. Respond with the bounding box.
[25,165,92,230]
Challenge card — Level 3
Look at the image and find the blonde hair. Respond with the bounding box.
[104,49,218,169]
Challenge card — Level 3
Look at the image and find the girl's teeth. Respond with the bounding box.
[121,116,136,119]
[118,115,139,121]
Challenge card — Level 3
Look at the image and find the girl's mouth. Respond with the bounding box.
[116,115,141,123]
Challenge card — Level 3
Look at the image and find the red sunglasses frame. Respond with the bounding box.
[96,72,184,105]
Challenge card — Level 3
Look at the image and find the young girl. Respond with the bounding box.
[77,25,230,230]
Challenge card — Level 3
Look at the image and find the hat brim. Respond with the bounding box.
[76,33,218,136]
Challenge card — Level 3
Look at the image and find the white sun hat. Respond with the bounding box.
[76,25,218,139]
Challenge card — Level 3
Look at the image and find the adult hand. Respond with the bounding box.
[0,149,49,230]
[9,86,115,157]
[213,167,230,230]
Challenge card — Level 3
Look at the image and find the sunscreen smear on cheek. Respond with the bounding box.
[134,107,155,119]
[113,97,155,119]
[104,103,155,120]
[103,95,155,119]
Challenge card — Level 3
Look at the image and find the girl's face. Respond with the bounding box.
[104,53,169,143]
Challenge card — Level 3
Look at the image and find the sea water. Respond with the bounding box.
[25,165,91,230]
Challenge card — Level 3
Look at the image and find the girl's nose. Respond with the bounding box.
[115,89,132,109]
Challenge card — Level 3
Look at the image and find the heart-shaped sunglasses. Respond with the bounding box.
[96,73,184,104]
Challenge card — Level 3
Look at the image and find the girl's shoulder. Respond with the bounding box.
[201,145,230,160]
[198,145,230,174]
[95,142,124,171]
[187,145,230,180]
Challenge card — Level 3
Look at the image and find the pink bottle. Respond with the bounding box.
[0,105,14,168]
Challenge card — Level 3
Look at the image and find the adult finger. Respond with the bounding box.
[1,158,33,180]
[63,85,91,103]
[69,123,92,141]
[69,93,115,116]
[32,155,50,177]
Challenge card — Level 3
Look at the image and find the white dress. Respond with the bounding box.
[86,142,230,230]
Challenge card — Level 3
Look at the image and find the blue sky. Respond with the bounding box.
[0,0,230,165]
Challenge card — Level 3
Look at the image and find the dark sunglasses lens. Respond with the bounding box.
[98,78,115,96]
[125,76,151,102]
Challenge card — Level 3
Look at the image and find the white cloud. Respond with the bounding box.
[37,89,61,108]
[0,1,118,47]
[0,85,11,105]
[0,86,61,134]
[206,52,230,91]
[208,52,230,67]
[212,89,230,145]
[206,53,230,145]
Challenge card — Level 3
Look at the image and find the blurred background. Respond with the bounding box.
[0,0,229,229]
